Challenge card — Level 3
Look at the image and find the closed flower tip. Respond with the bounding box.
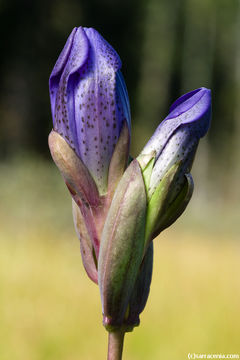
[49,26,131,194]
[140,87,211,198]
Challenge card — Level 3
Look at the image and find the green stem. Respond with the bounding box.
[107,330,125,360]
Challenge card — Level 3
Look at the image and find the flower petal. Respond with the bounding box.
[141,88,211,161]
[49,27,131,194]
[49,27,77,122]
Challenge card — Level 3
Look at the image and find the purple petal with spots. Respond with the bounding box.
[140,87,211,196]
[142,88,211,161]
[49,27,131,194]
[49,27,78,124]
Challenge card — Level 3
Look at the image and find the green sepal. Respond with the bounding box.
[142,157,155,197]
[137,152,156,170]
[107,121,130,202]
[144,162,182,248]
[72,199,98,284]
[155,172,194,233]
[48,130,100,206]
[125,242,153,329]
[98,160,147,330]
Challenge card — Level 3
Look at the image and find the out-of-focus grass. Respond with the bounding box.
[0,156,239,360]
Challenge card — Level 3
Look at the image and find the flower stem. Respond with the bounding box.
[107,330,125,360]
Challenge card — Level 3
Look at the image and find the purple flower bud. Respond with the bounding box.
[49,27,131,194]
[141,87,211,197]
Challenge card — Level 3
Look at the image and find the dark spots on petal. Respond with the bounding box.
[94,137,97,141]
[82,117,85,123]
[113,124,116,129]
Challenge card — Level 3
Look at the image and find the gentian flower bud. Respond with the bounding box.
[138,87,211,246]
[49,27,130,195]
[48,27,131,283]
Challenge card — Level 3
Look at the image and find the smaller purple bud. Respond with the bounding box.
[140,87,211,198]
[49,27,131,194]
[138,88,211,245]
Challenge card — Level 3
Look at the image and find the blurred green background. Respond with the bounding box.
[0,0,239,359]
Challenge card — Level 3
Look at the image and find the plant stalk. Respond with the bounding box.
[107,330,125,360]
